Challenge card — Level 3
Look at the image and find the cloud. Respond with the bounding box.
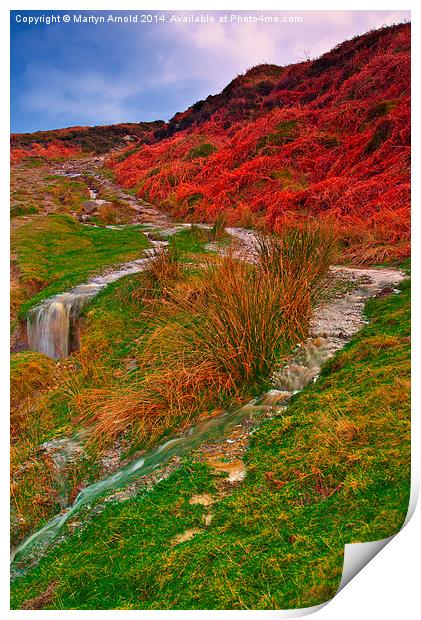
[21,65,144,124]
[155,10,410,92]
[12,10,411,131]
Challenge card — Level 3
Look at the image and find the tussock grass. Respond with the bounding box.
[11,352,56,415]
[257,222,337,288]
[256,222,337,331]
[147,247,183,290]
[86,225,336,444]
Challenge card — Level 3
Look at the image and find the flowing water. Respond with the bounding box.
[27,243,165,359]
[11,397,261,567]
[11,264,405,573]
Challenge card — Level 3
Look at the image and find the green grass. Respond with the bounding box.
[186,142,218,160]
[80,275,151,365]
[45,178,90,211]
[12,214,150,316]
[168,224,230,258]
[10,273,410,610]
[11,204,39,218]
[169,226,211,256]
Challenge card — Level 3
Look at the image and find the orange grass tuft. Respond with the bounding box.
[84,225,336,444]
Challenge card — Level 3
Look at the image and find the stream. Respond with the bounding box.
[25,177,212,359]
[27,242,165,359]
[11,261,405,572]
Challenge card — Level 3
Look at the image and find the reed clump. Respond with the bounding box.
[148,247,183,287]
[134,247,184,305]
[87,224,337,444]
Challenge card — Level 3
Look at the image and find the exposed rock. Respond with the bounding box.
[172,528,201,545]
[82,200,98,214]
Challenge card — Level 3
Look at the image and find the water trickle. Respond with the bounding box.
[26,247,165,359]
[11,398,261,568]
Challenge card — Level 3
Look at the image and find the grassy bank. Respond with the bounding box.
[10,227,218,545]
[11,269,410,609]
[10,227,239,545]
[11,214,150,320]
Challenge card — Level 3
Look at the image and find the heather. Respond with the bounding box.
[109,23,410,263]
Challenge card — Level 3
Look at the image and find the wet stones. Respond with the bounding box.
[81,199,114,215]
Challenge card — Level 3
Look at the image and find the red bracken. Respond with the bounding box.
[108,23,410,263]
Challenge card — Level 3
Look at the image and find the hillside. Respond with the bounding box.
[108,23,410,263]
[10,121,164,163]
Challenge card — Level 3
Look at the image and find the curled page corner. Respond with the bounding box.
[253,601,328,619]
[336,480,419,596]
[337,535,395,594]
[270,483,419,617]
[282,537,396,618]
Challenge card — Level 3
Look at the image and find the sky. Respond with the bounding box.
[10,10,410,134]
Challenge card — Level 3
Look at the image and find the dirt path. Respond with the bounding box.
[51,156,177,230]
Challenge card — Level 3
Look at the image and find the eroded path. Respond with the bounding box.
[52,156,183,230]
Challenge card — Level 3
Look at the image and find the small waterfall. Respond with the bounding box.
[28,300,70,359]
[26,248,165,359]
[27,286,102,359]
